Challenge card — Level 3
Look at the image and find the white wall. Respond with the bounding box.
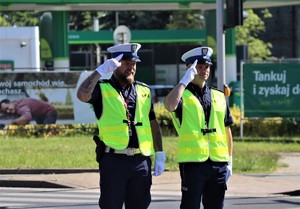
[0,27,40,71]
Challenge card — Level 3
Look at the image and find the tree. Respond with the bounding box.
[98,10,205,30]
[167,10,205,29]
[68,11,105,31]
[98,11,172,30]
[1,10,205,30]
[0,11,39,26]
[235,9,276,61]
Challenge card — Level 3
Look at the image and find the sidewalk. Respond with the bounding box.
[0,153,299,197]
[0,171,299,197]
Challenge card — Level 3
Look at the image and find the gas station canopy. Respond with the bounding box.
[1,0,300,11]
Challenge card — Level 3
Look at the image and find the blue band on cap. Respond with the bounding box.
[111,52,138,59]
[186,55,212,65]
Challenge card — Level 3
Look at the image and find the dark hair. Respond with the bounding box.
[0,99,10,110]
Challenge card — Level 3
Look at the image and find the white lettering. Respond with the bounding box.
[0,80,12,88]
[292,84,300,95]
[258,84,290,97]
[253,70,286,84]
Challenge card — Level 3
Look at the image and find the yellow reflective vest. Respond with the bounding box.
[97,82,154,156]
[171,88,229,163]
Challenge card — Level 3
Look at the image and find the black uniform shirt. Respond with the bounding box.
[88,75,156,148]
[174,83,234,127]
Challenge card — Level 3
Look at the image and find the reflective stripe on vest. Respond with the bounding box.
[171,89,229,163]
[98,83,154,156]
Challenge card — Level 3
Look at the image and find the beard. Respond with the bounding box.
[115,70,135,85]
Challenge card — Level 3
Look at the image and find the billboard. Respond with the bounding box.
[243,63,300,118]
[0,71,99,125]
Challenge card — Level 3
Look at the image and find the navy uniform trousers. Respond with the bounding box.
[98,152,152,209]
[179,159,228,209]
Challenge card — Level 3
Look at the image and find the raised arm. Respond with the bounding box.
[77,71,101,102]
[164,83,186,112]
[77,54,123,102]
[164,59,198,112]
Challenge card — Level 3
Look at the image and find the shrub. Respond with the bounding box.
[1,104,300,138]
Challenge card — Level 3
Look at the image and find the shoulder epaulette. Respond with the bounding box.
[99,79,110,83]
[210,86,224,93]
[135,81,150,88]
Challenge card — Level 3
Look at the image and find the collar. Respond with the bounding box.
[188,83,209,95]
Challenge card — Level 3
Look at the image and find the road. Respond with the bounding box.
[0,187,299,209]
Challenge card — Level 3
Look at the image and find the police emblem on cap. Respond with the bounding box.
[202,48,208,56]
[131,44,138,52]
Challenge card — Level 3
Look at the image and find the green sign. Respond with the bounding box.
[68,29,205,44]
[0,60,14,71]
[243,63,300,118]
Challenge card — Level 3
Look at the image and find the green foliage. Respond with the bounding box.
[0,124,98,138]
[232,118,300,138]
[69,11,102,31]
[2,105,300,138]
[225,106,300,138]
[97,11,171,30]
[0,10,167,30]
[1,104,299,139]
[234,142,279,173]
[154,102,177,136]
[1,136,299,174]
[166,10,205,29]
[236,9,276,61]
[154,103,300,138]
[38,91,49,102]
[69,10,205,31]
[0,11,39,26]
[0,137,97,169]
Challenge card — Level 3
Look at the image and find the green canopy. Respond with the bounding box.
[1,0,300,11]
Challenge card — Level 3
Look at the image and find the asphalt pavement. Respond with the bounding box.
[0,153,299,197]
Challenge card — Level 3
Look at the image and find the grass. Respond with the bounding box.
[0,136,98,169]
[163,137,300,173]
[1,136,300,174]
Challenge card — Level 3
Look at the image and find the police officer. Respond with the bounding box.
[164,46,233,209]
[77,43,165,209]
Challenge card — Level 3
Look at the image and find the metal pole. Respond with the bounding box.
[216,0,226,90]
[93,17,101,65]
[115,11,119,27]
[240,61,244,138]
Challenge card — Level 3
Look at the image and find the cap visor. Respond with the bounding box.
[122,56,141,62]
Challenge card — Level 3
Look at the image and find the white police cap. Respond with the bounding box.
[181,46,213,65]
[107,43,141,62]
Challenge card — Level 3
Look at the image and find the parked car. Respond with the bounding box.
[149,85,174,103]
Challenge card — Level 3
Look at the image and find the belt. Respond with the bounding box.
[105,147,141,156]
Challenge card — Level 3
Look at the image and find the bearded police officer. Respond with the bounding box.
[77,43,165,209]
[164,46,234,209]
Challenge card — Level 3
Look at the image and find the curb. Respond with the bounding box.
[0,168,98,175]
[0,169,99,188]
[0,180,71,188]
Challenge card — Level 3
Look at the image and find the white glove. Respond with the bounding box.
[179,59,198,86]
[153,151,166,176]
[226,156,233,182]
[95,54,123,76]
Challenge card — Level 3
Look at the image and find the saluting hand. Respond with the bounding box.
[95,54,123,76]
[179,59,198,87]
